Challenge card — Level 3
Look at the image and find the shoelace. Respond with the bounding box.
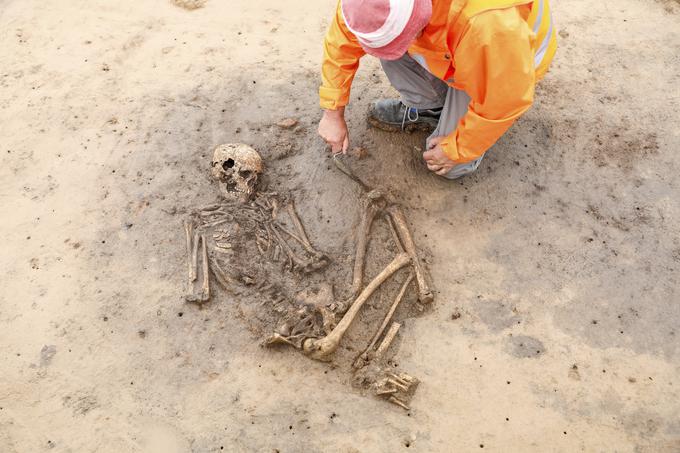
[401,106,419,131]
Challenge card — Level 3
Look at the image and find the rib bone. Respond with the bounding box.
[303,253,410,361]
[388,205,434,304]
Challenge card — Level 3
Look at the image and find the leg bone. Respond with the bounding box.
[353,273,413,369]
[303,253,410,361]
[351,200,380,299]
[375,322,401,358]
[388,205,434,304]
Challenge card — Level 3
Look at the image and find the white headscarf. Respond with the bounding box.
[341,0,415,49]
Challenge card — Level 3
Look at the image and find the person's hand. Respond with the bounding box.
[423,136,457,176]
[318,107,349,154]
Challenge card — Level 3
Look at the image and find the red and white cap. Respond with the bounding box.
[341,0,432,60]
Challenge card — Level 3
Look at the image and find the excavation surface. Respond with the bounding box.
[1,0,679,452]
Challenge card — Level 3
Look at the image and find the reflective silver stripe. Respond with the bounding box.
[534,9,554,66]
[532,0,544,34]
[409,53,432,73]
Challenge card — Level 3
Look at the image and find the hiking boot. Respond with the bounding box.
[368,99,441,133]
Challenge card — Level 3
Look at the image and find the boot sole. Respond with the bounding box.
[367,115,437,133]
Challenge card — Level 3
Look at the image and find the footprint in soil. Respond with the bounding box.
[171,0,207,10]
[40,345,57,366]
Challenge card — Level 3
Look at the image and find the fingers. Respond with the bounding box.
[427,163,453,176]
[426,136,444,150]
[327,135,348,154]
[426,162,442,172]
[322,135,343,154]
[342,134,349,154]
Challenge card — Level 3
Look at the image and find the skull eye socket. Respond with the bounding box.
[239,170,253,179]
[222,158,235,171]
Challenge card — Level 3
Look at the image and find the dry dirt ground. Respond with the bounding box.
[1,0,680,452]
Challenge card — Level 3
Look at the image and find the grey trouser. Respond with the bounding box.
[380,54,484,179]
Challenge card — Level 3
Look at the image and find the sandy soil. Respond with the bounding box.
[1,0,680,452]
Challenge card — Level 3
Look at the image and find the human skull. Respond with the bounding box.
[211,143,263,201]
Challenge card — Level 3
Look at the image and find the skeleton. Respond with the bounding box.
[183,144,432,411]
[268,155,430,408]
[211,143,263,202]
[265,156,434,355]
[184,193,329,289]
[183,144,329,306]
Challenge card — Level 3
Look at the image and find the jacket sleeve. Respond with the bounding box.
[440,7,536,164]
[319,1,366,110]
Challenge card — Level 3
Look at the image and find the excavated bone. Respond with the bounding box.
[375,322,401,358]
[270,224,312,272]
[265,284,335,348]
[350,199,381,300]
[211,143,263,202]
[185,234,211,304]
[354,273,413,369]
[302,253,411,361]
[190,231,199,282]
[184,220,195,281]
[209,256,230,290]
[386,214,405,253]
[388,205,434,304]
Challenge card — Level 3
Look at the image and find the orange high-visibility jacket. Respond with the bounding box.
[320,0,557,164]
